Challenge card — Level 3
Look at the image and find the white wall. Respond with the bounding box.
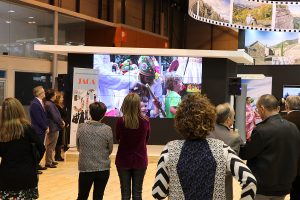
[0,55,67,98]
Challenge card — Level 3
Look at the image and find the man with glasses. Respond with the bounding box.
[284,95,300,200]
[240,94,300,200]
[30,86,49,173]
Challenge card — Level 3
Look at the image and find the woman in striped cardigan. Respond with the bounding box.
[152,94,257,200]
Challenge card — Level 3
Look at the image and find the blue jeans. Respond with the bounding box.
[117,168,146,200]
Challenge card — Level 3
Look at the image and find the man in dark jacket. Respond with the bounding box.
[240,94,300,200]
[284,95,300,200]
[30,86,49,172]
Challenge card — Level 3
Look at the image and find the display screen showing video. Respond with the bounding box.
[283,85,300,99]
[93,54,202,118]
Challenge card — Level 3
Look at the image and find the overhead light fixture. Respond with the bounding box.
[5,21,11,24]
[8,10,15,13]
[28,16,34,19]
[28,21,36,24]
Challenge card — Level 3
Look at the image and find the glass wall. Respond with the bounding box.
[0,0,53,59]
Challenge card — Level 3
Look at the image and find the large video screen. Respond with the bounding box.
[93,54,202,118]
[245,29,300,65]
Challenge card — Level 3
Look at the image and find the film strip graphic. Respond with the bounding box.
[189,0,300,32]
[248,0,300,5]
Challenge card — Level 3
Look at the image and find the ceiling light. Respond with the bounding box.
[28,21,36,24]
[28,16,34,19]
[5,21,11,24]
[8,10,15,13]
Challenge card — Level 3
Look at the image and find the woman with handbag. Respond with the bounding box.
[0,98,45,199]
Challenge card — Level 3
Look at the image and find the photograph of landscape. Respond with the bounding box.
[275,5,300,30]
[233,0,272,28]
[245,30,300,65]
[189,0,230,23]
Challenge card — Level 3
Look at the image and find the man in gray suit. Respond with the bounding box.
[208,103,243,200]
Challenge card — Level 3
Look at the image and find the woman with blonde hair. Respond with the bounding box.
[0,98,45,199]
[115,93,151,200]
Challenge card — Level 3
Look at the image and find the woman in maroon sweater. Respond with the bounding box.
[115,93,151,200]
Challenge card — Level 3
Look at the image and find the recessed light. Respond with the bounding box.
[28,21,36,24]
[8,10,15,13]
[28,16,34,19]
[5,21,11,24]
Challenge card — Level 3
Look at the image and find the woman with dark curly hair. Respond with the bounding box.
[152,94,257,200]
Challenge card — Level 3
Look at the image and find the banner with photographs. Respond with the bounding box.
[189,0,300,32]
[69,68,99,147]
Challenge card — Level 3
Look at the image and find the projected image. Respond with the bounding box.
[93,55,202,118]
[283,85,300,99]
[195,0,230,22]
[245,30,300,65]
[233,0,272,28]
[275,5,300,30]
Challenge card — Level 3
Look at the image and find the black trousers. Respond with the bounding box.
[117,168,146,200]
[290,176,300,200]
[77,170,109,200]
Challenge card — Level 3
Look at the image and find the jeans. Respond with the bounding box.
[77,170,110,200]
[117,168,147,200]
[255,194,286,200]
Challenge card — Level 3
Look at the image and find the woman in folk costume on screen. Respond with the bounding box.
[176,56,202,85]
[131,56,163,118]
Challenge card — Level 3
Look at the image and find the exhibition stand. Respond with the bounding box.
[34,44,253,146]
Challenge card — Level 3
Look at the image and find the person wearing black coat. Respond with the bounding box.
[240,94,300,200]
[284,95,300,200]
[0,98,45,199]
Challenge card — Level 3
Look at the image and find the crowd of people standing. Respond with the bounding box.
[1,83,300,200]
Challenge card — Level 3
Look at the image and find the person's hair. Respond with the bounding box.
[89,102,107,121]
[54,91,64,107]
[121,93,141,129]
[33,86,44,97]
[216,103,234,124]
[257,94,279,111]
[0,98,30,142]
[175,93,216,140]
[165,73,182,91]
[286,95,300,110]
[140,96,149,103]
[45,89,56,101]
[246,97,251,101]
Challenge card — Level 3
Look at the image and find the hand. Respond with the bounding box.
[152,98,161,108]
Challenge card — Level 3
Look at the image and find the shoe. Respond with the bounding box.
[55,157,64,162]
[52,161,58,165]
[38,165,47,170]
[37,171,43,174]
[45,164,57,168]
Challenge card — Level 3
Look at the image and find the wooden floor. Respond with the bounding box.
[38,145,290,200]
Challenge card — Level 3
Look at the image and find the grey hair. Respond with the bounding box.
[216,103,234,124]
[286,95,300,110]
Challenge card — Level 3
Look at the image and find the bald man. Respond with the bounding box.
[208,103,243,200]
